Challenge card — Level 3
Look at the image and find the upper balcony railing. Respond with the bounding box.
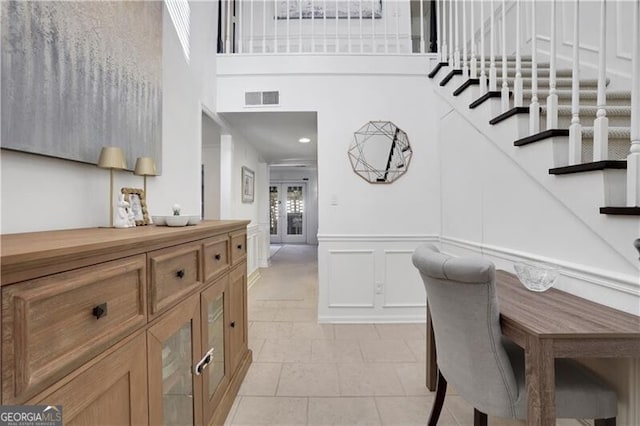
[217,0,438,55]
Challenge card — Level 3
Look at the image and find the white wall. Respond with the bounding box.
[1,1,219,233]
[217,55,441,322]
[202,113,222,220]
[270,166,319,245]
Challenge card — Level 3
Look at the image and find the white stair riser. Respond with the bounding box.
[523,95,631,106]
[542,113,631,128]
[579,138,631,162]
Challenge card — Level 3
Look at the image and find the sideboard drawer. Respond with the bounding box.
[230,231,247,266]
[1,255,147,404]
[148,242,202,317]
[203,236,229,282]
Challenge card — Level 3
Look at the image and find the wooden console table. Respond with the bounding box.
[426,270,640,426]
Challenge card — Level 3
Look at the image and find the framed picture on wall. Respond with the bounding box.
[242,166,255,203]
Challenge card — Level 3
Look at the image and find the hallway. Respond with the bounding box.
[224,245,573,426]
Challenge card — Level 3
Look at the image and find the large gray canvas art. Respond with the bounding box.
[1,1,163,172]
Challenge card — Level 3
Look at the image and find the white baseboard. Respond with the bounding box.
[318,314,427,324]
[247,269,261,291]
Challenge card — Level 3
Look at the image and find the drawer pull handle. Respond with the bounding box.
[92,303,108,320]
[194,348,215,376]
[214,254,221,260]
[176,269,185,279]
[230,321,236,328]
[237,244,243,250]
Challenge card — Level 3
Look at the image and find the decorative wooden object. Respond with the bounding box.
[1,220,251,426]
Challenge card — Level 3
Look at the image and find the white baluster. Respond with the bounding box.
[593,0,609,161]
[454,0,460,68]
[441,0,448,62]
[262,0,266,52]
[372,0,376,53]
[449,0,454,64]
[359,0,364,52]
[529,0,540,134]
[287,0,291,52]
[384,0,388,53]
[348,0,352,52]
[225,0,231,53]
[395,0,400,53]
[299,0,303,52]
[436,0,442,60]
[501,0,509,112]
[420,0,425,53]
[546,0,558,129]
[462,0,468,75]
[274,0,278,52]
[627,0,640,206]
[323,0,327,52]
[238,0,243,53]
[489,0,497,91]
[249,1,254,53]
[336,0,339,52]
[311,0,315,52]
[568,0,582,165]
[514,0,523,107]
[470,0,477,78]
[480,0,487,93]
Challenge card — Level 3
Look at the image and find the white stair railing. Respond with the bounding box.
[262,0,266,53]
[225,0,231,53]
[274,0,279,52]
[286,0,291,53]
[441,0,448,62]
[546,0,558,129]
[628,0,640,207]
[529,0,540,134]
[489,0,497,91]
[454,0,461,68]
[462,0,468,76]
[593,0,609,162]
[514,0,523,107]
[450,0,455,65]
[420,0,425,54]
[436,0,442,60]
[323,0,327,52]
[568,0,582,165]
[470,0,477,79]
[501,0,510,112]
[480,0,487,93]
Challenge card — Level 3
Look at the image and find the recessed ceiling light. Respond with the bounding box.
[298,137,311,143]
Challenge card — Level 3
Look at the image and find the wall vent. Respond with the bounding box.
[245,91,280,106]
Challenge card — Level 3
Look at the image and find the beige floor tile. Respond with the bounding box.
[248,338,265,354]
[256,339,312,363]
[292,323,334,340]
[334,324,380,340]
[375,324,426,341]
[308,397,381,425]
[375,396,458,426]
[277,363,340,396]
[249,322,293,340]
[312,339,363,363]
[395,363,431,396]
[337,363,405,396]
[274,308,318,323]
[248,306,279,322]
[405,339,427,362]
[359,339,417,363]
[238,363,282,396]
[230,396,308,425]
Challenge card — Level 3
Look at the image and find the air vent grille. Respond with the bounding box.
[245,91,280,106]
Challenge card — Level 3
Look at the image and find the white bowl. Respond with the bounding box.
[152,216,166,226]
[165,216,189,227]
[186,215,201,225]
[514,261,559,292]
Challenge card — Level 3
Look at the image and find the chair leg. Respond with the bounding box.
[427,370,447,426]
[594,418,616,426]
[473,409,488,426]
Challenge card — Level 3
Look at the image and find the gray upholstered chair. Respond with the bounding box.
[411,244,617,426]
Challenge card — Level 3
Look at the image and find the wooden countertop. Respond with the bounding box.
[1,220,250,286]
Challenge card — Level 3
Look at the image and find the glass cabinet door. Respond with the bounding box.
[148,294,203,426]
[201,276,230,421]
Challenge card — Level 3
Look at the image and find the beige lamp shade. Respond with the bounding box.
[97,146,127,169]
[134,157,157,176]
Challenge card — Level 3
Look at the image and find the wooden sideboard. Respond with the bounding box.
[0,220,252,426]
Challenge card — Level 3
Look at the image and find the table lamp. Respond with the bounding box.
[134,157,157,195]
[97,147,127,227]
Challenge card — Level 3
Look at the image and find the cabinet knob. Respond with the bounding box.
[92,303,108,320]
[237,244,242,250]
[230,321,236,328]
[176,269,185,279]
[214,254,221,260]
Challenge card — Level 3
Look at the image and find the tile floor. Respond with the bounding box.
[224,245,582,426]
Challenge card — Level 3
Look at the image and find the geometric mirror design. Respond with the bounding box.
[347,121,413,183]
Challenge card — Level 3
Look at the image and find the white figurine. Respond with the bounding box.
[127,198,137,227]
[115,194,132,228]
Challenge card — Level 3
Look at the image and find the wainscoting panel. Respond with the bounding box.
[383,250,426,308]
[327,250,376,308]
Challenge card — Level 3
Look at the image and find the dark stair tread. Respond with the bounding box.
[453,78,480,96]
[439,69,463,86]
[599,207,640,215]
[549,161,627,175]
[469,91,502,109]
[428,62,449,79]
[489,107,530,125]
[514,129,569,146]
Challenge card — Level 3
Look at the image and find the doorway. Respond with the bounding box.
[270,182,307,244]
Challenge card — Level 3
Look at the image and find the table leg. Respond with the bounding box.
[525,336,555,426]
[426,301,437,391]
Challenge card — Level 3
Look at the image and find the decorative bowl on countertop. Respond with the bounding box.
[513,261,559,292]
[152,216,166,226]
[165,216,189,227]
